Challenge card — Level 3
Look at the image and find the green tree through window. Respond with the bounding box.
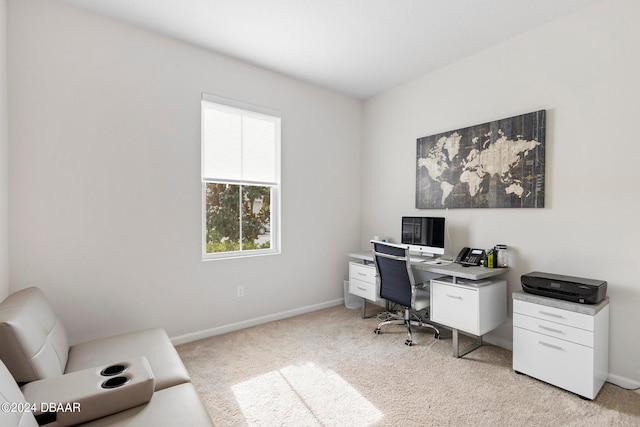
[205,183,272,253]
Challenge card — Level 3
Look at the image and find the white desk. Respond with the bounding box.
[348,251,506,282]
[348,251,508,357]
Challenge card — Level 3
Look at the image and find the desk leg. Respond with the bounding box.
[452,329,483,358]
[360,298,384,319]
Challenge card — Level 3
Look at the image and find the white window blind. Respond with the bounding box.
[202,95,280,186]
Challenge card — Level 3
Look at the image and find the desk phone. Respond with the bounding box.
[455,247,484,266]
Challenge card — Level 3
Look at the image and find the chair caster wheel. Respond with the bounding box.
[434,332,440,339]
[374,328,381,335]
[405,340,412,346]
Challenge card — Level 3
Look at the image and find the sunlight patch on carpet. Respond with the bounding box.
[232,361,382,426]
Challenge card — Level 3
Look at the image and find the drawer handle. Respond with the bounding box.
[357,272,367,277]
[538,341,564,351]
[446,294,463,300]
[539,310,564,319]
[538,325,563,334]
[357,287,367,291]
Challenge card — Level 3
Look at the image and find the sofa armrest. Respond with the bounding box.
[20,357,155,427]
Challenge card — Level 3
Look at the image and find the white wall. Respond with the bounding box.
[0,0,8,301]
[362,0,640,389]
[8,0,361,344]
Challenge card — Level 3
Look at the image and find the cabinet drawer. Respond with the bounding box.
[430,281,479,335]
[513,300,594,331]
[513,326,594,398]
[349,277,378,301]
[349,262,376,283]
[513,313,594,347]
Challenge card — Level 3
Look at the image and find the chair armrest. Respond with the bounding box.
[21,357,155,427]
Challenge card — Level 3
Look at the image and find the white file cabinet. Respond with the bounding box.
[430,278,507,336]
[512,291,609,400]
[348,262,380,303]
[430,278,506,357]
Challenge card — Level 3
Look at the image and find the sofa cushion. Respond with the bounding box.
[78,382,214,427]
[65,328,190,391]
[0,287,69,383]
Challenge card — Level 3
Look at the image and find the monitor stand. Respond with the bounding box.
[409,253,435,263]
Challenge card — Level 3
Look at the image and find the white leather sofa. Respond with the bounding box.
[0,287,214,426]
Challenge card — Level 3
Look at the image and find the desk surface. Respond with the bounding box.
[349,251,507,281]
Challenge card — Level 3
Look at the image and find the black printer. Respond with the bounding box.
[521,271,607,304]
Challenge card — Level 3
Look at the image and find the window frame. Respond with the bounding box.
[201,94,281,260]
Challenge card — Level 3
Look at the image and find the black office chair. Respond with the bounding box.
[371,240,440,346]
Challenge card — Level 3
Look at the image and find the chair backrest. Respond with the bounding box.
[0,287,70,383]
[0,361,39,427]
[371,241,416,308]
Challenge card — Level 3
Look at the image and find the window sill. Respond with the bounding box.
[202,249,280,261]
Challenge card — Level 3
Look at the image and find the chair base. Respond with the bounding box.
[373,313,440,345]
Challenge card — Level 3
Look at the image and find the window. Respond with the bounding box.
[201,94,281,259]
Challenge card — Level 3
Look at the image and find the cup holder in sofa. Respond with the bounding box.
[101,376,130,389]
[100,364,127,377]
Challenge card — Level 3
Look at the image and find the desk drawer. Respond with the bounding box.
[513,313,594,347]
[513,299,594,331]
[349,262,376,283]
[430,281,479,335]
[349,277,378,301]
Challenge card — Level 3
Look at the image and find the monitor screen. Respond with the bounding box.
[401,216,445,256]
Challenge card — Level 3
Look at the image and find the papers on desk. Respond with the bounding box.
[424,259,453,266]
[409,258,453,265]
[451,279,493,287]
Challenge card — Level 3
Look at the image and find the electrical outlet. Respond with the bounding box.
[237,285,244,297]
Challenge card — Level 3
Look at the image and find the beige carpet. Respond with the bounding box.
[177,305,640,426]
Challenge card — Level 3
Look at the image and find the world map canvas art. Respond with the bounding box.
[416,110,545,209]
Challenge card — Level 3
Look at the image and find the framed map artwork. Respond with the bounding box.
[416,110,545,209]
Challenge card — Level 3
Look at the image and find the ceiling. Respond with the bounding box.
[60,0,601,99]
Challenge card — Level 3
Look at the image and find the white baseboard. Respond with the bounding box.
[607,372,640,391]
[171,298,344,346]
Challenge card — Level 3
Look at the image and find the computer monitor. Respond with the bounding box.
[401,216,445,258]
